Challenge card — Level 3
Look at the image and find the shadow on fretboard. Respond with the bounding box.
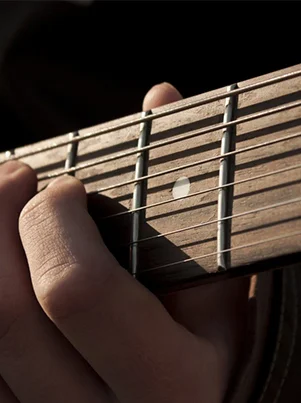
[87,188,301,295]
[87,193,209,294]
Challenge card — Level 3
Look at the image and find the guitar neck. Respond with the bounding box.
[1,64,301,292]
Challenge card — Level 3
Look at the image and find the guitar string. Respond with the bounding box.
[2,69,300,161]
[0,69,298,282]
[86,130,301,194]
[0,72,299,278]
[140,230,301,273]
[37,99,301,180]
[101,162,301,219]
[126,196,301,245]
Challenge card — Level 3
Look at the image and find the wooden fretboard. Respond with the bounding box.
[1,64,301,293]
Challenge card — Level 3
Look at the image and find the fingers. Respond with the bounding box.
[0,162,110,403]
[19,175,222,403]
[143,82,182,110]
[0,161,37,340]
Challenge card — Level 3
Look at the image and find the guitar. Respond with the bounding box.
[1,63,301,403]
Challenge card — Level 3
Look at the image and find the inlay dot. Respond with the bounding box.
[172,176,190,200]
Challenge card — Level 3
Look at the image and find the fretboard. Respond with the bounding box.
[1,64,301,293]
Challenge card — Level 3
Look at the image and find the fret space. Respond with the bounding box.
[139,95,225,277]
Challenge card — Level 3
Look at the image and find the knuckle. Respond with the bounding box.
[18,174,104,323]
[19,192,52,230]
[37,262,101,321]
[18,196,55,254]
[19,176,85,229]
[30,261,116,327]
[20,179,57,216]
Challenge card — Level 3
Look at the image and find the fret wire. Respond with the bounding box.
[37,99,301,181]
[217,83,237,271]
[130,111,152,277]
[6,69,301,161]
[100,162,301,219]
[88,130,301,194]
[64,131,79,174]
[141,230,301,274]
[128,196,301,246]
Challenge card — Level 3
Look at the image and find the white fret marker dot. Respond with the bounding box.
[172,177,190,200]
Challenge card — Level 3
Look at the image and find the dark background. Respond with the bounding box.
[0,1,299,151]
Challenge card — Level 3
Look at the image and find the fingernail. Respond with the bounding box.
[0,160,24,175]
[160,82,174,88]
[47,175,69,188]
[48,174,73,188]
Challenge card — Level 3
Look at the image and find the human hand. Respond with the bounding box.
[0,83,250,403]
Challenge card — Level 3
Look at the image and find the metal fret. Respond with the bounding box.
[217,84,238,271]
[64,132,79,175]
[129,111,152,277]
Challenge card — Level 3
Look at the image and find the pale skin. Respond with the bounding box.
[0,83,250,403]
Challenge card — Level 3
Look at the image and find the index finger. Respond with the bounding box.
[20,175,219,403]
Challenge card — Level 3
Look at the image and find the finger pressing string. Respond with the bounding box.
[19,141,225,403]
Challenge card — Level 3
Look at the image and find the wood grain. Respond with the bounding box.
[1,64,300,292]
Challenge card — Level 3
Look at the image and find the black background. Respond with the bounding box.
[0,1,299,151]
